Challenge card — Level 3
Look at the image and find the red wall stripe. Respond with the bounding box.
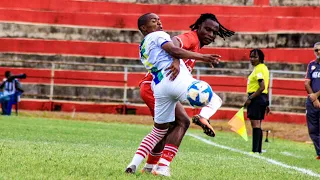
[18,99,307,124]
[0,9,319,32]
[0,38,315,64]
[0,0,319,17]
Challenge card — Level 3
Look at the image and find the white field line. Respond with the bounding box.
[188,133,320,178]
[280,151,304,158]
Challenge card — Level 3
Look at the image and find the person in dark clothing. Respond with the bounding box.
[305,42,320,160]
[0,71,24,115]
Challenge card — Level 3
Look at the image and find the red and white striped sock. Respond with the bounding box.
[128,127,168,168]
[158,144,178,167]
[146,151,162,165]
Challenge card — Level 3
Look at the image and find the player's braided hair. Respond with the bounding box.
[250,48,265,63]
[189,13,234,40]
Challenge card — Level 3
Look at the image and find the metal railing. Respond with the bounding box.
[0,59,307,109]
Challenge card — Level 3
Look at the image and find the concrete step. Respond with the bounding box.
[0,38,314,64]
[0,53,307,75]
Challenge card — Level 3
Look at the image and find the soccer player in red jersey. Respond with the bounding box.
[137,13,234,174]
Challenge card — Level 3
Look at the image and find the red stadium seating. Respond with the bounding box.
[0,0,313,123]
[0,0,319,17]
[0,9,319,32]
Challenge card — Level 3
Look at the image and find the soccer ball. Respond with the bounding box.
[187,80,213,108]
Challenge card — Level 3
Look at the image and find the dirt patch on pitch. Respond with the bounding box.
[20,110,311,143]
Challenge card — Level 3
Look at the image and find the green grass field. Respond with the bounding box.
[0,116,319,179]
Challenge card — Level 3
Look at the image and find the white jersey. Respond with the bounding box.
[139,31,173,85]
[2,78,16,96]
[139,32,222,124]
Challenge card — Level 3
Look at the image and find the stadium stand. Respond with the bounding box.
[0,0,318,123]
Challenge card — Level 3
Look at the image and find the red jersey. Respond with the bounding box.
[139,31,200,86]
[175,31,201,72]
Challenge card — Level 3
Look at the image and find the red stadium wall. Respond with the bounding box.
[18,99,307,124]
[0,9,319,32]
[1,0,320,17]
[0,0,311,124]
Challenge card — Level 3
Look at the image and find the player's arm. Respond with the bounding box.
[305,63,314,94]
[307,80,320,108]
[164,37,183,81]
[248,79,265,100]
[162,41,220,64]
[244,79,265,107]
[305,80,313,95]
[304,63,320,107]
[15,80,24,93]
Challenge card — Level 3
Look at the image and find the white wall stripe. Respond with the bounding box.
[188,133,320,178]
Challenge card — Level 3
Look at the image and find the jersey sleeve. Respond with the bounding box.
[305,63,311,79]
[154,31,172,47]
[175,32,196,50]
[255,66,265,80]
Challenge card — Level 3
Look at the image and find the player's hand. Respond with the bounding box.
[202,54,221,65]
[244,99,251,107]
[309,93,318,103]
[313,99,320,108]
[265,106,271,116]
[165,59,180,81]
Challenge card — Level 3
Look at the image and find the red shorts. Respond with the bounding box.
[140,82,155,117]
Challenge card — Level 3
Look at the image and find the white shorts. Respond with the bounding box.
[152,60,197,124]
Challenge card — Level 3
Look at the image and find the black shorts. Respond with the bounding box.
[247,93,268,120]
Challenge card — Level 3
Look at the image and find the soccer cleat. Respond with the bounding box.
[192,115,215,137]
[152,165,171,177]
[316,156,320,160]
[141,163,154,173]
[125,165,136,174]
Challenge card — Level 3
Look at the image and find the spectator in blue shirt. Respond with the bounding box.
[0,71,24,115]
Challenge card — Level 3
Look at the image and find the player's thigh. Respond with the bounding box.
[247,96,266,120]
[154,95,176,124]
[140,83,155,116]
[306,102,320,133]
[174,102,190,128]
[176,77,198,102]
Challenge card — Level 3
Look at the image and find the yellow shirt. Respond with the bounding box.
[247,63,269,94]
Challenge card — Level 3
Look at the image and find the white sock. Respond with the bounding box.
[199,92,222,119]
[128,154,144,168]
[127,127,168,169]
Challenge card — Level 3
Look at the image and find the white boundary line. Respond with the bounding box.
[188,133,320,178]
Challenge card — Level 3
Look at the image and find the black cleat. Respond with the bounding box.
[125,165,136,174]
[192,115,215,137]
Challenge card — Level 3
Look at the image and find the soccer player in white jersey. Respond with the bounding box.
[125,13,222,176]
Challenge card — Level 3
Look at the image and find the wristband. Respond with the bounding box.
[266,101,270,106]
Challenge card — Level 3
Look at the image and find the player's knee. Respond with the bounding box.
[175,116,190,130]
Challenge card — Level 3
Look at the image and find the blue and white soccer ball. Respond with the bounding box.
[187,80,213,108]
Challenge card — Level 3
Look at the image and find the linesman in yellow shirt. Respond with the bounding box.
[244,49,270,153]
